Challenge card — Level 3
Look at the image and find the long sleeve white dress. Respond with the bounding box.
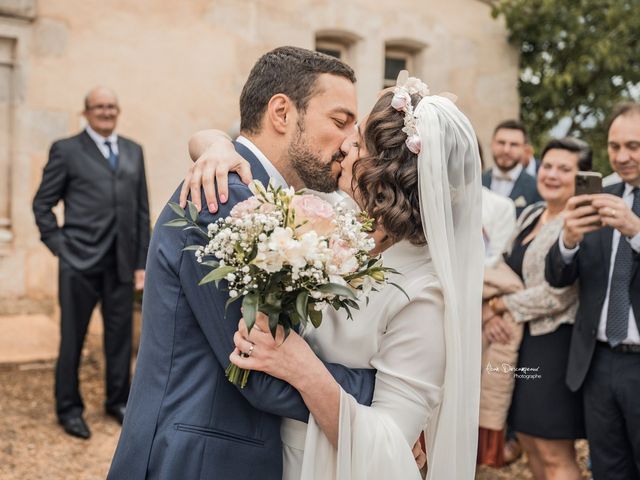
[281,240,446,480]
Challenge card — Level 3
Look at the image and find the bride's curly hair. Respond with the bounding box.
[352,90,426,246]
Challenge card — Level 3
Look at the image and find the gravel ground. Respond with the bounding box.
[0,344,590,480]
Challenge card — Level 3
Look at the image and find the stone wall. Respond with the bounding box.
[0,0,518,309]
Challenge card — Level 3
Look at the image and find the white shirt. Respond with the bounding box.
[524,157,537,178]
[559,183,640,344]
[490,163,523,198]
[602,172,622,188]
[236,135,288,189]
[85,125,118,158]
[482,187,516,267]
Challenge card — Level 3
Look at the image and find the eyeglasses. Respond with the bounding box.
[86,104,119,112]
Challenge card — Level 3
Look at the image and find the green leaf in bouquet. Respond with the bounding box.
[295,291,309,323]
[268,311,279,339]
[282,325,292,340]
[344,305,354,321]
[344,298,360,310]
[389,282,411,301]
[318,283,357,300]
[200,260,220,268]
[264,291,282,310]
[168,202,186,218]
[198,265,236,286]
[288,309,301,326]
[308,308,322,328]
[182,245,202,252]
[242,293,258,332]
[260,303,281,315]
[164,218,189,228]
[366,258,377,268]
[187,200,199,222]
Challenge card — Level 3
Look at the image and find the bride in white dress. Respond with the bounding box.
[228,76,484,479]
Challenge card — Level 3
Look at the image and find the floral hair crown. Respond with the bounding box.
[391,70,430,154]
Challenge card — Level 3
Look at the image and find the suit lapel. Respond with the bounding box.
[233,141,271,186]
[509,170,526,201]
[599,182,626,273]
[117,137,133,177]
[80,130,114,174]
[482,171,491,189]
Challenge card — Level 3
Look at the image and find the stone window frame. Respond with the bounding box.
[0,36,15,250]
[383,39,426,88]
[315,30,360,66]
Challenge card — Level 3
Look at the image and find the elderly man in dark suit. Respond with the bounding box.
[33,86,150,439]
[482,120,542,217]
[546,103,640,480]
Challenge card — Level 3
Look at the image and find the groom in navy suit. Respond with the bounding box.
[108,47,375,479]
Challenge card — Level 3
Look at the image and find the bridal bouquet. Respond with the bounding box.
[166,180,402,388]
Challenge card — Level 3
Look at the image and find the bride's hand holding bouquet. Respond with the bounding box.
[167,180,403,387]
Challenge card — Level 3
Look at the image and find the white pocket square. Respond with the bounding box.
[514,196,527,207]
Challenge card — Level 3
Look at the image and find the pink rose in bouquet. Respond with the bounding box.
[290,194,336,237]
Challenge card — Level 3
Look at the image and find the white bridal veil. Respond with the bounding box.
[295,79,484,480]
[416,94,483,479]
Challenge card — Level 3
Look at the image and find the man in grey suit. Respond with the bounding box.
[33,87,150,439]
[482,120,542,217]
[108,47,375,480]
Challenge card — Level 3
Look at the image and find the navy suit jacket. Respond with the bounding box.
[108,142,375,479]
[545,182,640,391]
[482,168,542,218]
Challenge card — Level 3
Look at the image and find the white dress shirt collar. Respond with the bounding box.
[85,125,118,158]
[492,163,523,182]
[623,182,638,198]
[236,135,288,189]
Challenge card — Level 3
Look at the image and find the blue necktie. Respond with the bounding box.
[606,187,640,346]
[104,140,119,171]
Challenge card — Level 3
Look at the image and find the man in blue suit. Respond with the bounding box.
[108,47,375,479]
[482,120,542,217]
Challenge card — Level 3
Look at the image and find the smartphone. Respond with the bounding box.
[574,171,603,196]
[574,171,603,227]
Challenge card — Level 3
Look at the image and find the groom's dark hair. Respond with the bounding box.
[239,46,356,134]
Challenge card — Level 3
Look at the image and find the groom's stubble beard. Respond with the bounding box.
[287,121,342,193]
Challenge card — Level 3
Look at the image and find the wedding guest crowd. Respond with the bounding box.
[479,103,640,480]
[486,137,591,479]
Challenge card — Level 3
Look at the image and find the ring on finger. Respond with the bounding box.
[240,343,255,358]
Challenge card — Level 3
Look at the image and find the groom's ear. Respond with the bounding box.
[266,94,295,135]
